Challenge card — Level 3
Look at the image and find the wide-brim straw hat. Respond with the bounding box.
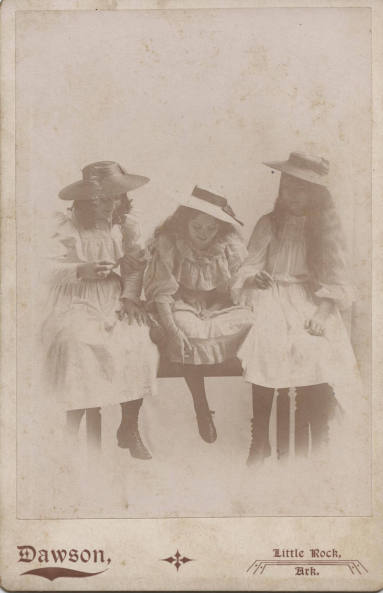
[179,186,244,228]
[263,152,329,186]
[59,161,150,201]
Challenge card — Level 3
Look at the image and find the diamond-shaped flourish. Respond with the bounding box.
[161,550,194,572]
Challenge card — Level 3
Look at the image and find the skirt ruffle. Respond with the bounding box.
[165,305,255,365]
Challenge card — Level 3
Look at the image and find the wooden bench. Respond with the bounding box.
[157,356,243,378]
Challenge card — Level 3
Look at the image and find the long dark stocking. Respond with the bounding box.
[247,385,275,465]
[276,388,290,460]
[252,384,274,441]
[183,366,216,443]
[183,366,210,415]
[295,384,335,456]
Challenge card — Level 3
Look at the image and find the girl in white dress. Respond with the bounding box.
[41,161,158,459]
[232,153,359,465]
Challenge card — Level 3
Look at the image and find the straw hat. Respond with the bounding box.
[179,186,244,227]
[59,161,150,201]
[263,152,329,186]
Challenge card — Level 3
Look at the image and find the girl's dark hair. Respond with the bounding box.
[153,205,235,242]
[271,180,351,286]
[112,195,133,225]
[72,194,133,229]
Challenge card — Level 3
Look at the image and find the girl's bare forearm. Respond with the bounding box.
[156,302,178,333]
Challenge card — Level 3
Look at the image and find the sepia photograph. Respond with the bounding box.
[2,1,382,591]
[13,5,371,521]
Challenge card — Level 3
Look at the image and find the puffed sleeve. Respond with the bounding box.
[314,283,356,311]
[312,240,357,310]
[143,234,179,305]
[119,211,148,301]
[41,212,84,285]
[231,214,272,301]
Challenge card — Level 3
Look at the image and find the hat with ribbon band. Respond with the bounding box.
[59,161,150,201]
[263,152,329,186]
[179,186,244,227]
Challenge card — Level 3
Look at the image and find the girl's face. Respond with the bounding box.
[187,213,220,249]
[87,197,121,221]
[279,173,311,216]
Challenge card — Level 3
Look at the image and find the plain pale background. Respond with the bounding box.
[14,7,371,520]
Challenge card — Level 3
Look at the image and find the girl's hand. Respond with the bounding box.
[244,271,273,290]
[167,327,193,362]
[305,299,334,336]
[77,260,115,280]
[305,312,328,336]
[119,299,149,326]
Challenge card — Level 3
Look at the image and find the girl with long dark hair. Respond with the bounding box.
[233,153,359,465]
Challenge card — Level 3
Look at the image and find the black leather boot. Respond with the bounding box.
[247,385,274,466]
[117,398,152,459]
[195,409,217,443]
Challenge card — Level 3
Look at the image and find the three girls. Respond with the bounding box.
[44,154,359,464]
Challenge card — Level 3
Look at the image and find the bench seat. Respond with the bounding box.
[157,357,243,378]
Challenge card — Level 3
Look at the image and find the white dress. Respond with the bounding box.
[41,211,158,410]
[232,213,358,409]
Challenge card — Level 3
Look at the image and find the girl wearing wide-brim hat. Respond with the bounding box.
[232,152,360,465]
[144,186,255,443]
[41,161,158,459]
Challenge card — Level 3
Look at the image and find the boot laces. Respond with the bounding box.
[248,419,256,453]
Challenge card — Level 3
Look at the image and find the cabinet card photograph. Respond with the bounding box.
[1,0,382,591]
